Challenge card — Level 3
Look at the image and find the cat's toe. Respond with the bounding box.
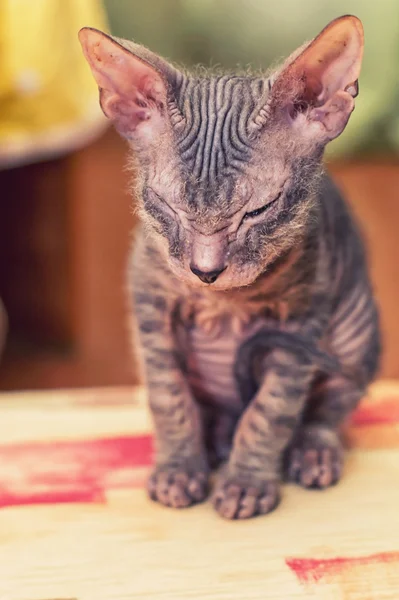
[213,473,280,519]
[148,465,209,508]
[285,428,343,489]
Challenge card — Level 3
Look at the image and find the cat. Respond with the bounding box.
[79,15,380,519]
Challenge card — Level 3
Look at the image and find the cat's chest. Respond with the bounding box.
[181,293,278,409]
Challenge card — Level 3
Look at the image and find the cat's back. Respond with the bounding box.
[319,172,380,376]
[317,172,370,298]
[318,173,363,248]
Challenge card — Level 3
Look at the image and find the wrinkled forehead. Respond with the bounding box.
[173,75,270,189]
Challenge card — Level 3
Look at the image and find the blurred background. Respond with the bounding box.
[0,0,398,391]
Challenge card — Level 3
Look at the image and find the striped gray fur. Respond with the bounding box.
[80,15,379,519]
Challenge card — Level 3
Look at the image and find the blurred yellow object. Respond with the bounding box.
[0,0,109,169]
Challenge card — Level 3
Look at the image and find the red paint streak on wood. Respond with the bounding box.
[0,487,105,508]
[0,435,153,509]
[286,551,399,585]
[352,398,399,426]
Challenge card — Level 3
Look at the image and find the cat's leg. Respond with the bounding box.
[139,308,208,507]
[286,285,381,489]
[285,374,364,489]
[213,348,315,519]
[132,265,208,509]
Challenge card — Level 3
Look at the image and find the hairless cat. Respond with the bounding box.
[80,15,380,519]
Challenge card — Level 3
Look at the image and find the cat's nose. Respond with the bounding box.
[190,265,226,284]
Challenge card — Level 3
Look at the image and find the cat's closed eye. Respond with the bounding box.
[243,192,282,220]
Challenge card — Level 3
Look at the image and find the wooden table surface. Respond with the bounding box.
[0,382,399,600]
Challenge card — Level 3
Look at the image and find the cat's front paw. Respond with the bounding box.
[285,425,343,489]
[148,462,209,509]
[213,471,280,520]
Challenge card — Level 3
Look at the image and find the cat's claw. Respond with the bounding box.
[213,475,280,519]
[147,466,209,508]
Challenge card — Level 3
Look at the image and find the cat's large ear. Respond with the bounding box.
[264,15,364,143]
[79,28,182,144]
